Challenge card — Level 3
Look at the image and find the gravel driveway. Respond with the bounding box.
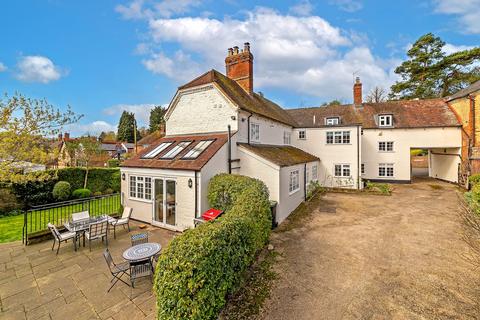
[260,179,479,319]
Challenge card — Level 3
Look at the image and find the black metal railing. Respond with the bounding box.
[22,193,121,245]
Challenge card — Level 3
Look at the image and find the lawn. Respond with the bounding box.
[0,195,120,244]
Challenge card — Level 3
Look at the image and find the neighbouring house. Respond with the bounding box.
[446,79,480,181]
[52,133,136,168]
[120,43,463,231]
[137,124,166,152]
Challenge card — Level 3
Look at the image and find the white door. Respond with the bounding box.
[153,179,176,227]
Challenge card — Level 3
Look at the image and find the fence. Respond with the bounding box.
[22,193,121,245]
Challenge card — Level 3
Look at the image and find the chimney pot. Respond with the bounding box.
[228,48,233,56]
[353,77,362,106]
[233,46,239,54]
[244,42,250,52]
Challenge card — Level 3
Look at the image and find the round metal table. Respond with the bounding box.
[122,242,161,262]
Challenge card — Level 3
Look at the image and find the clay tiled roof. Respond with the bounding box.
[179,70,298,127]
[238,143,319,167]
[121,133,228,171]
[287,98,460,129]
[447,80,480,101]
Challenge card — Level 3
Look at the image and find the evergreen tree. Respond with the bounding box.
[117,111,139,143]
[149,106,166,133]
[390,33,480,99]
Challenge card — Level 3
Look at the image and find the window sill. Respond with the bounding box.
[377,176,394,179]
[128,197,153,203]
[333,176,353,179]
[289,188,300,196]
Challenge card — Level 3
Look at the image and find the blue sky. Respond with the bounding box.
[1,0,479,136]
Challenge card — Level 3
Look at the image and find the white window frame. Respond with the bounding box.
[298,130,306,140]
[325,117,339,125]
[283,131,291,145]
[326,131,350,144]
[378,141,394,152]
[378,163,394,178]
[378,114,393,127]
[289,170,300,194]
[250,122,260,142]
[334,164,351,177]
[129,175,152,201]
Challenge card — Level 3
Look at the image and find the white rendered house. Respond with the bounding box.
[121,44,462,231]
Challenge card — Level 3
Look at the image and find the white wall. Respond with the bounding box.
[237,146,280,204]
[429,148,461,183]
[199,140,231,214]
[237,110,293,145]
[166,84,238,136]
[120,167,196,231]
[292,126,362,189]
[362,127,462,182]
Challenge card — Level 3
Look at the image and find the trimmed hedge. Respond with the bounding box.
[155,174,271,320]
[52,181,71,201]
[72,188,92,199]
[469,174,480,188]
[10,167,120,208]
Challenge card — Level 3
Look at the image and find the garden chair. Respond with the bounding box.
[108,207,132,239]
[47,223,77,254]
[86,220,108,251]
[130,261,153,288]
[72,211,89,221]
[130,232,148,246]
[103,249,130,292]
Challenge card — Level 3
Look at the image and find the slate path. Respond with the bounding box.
[0,222,176,320]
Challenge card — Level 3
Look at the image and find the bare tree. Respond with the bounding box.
[458,194,480,268]
[365,86,387,103]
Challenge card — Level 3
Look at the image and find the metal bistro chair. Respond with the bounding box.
[47,223,77,254]
[72,211,89,221]
[108,207,133,239]
[86,220,108,251]
[103,249,130,292]
[131,232,148,246]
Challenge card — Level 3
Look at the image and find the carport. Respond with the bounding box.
[410,147,462,183]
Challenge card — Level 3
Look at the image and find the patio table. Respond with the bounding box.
[122,242,161,262]
[64,215,108,251]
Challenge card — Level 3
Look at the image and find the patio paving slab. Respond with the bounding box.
[0,221,176,319]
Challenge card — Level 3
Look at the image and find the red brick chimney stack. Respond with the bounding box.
[225,42,253,95]
[64,132,70,140]
[353,77,362,106]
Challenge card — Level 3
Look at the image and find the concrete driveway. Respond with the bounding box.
[261,179,479,319]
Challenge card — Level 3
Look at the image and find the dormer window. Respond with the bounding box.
[378,114,393,127]
[326,117,340,126]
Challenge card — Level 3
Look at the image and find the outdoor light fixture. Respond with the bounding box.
[122,173,126,181]
[188,178,193,188]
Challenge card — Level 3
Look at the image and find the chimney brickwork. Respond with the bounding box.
[225,42,253,95]
[353,77,362,106]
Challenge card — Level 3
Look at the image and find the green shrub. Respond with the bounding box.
[207,174,268,212]
[104,188,114,194]
[72,188,92,199]
[155,174,271,320]
[52,181,71,201]
[469,174,480,188]
[86,168,120,193]
[110,171,121,192]
[365,181,392,195]
[107,159,120,167]
[93,191,102,196]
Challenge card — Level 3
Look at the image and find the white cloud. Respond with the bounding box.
[129,8,398,100]
[329,0,363,12]
[116,0,201,20]
[67,121,117,136]
[15,56,64,83]
[103,103,161,126]
[289,0,314,16]
[433,0,480,34]
[443,43,475,55]
[0,62,6,72]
